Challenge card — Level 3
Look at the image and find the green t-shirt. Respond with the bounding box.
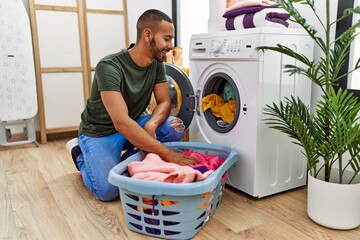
[79,50,167,137]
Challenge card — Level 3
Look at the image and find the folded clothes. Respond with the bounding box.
[223,5,278,18]
[225,8,290,30]
[128,153,213,183]
[226,0,277,12]
[227,0,239,8]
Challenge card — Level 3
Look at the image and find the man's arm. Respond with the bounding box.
[143,82,171,138]
[100,90,197,165]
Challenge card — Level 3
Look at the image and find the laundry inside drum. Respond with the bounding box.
[201,73,240,133]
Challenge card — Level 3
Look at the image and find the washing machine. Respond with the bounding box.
[164,27,314,198]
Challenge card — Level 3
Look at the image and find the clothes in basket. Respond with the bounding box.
[108,142,239,240]
[127,153,214,183]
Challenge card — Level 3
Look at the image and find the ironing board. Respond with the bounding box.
[0,0,38,146]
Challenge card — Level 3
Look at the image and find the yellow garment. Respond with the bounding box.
[201,94,225,118]
[201,94,236,124]
[221,100,236,124]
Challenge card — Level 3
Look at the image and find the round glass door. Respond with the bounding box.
[146,63,195,130]
[201,72,240,133]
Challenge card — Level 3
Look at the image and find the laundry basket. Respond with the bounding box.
[108,142,238,240]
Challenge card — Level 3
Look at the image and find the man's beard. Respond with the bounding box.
[149,39,166,62]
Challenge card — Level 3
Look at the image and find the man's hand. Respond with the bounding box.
[162,151,198,166]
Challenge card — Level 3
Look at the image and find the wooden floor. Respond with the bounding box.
[1,138,359,240]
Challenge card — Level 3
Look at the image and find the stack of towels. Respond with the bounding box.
[224,0,291,30]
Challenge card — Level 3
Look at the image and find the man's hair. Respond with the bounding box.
[136,9,173,41]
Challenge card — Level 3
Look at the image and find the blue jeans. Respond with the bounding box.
[77,114,185,201]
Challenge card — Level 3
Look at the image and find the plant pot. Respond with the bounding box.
[307,170,360,230]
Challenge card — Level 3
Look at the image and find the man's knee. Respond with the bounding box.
[169,118,185,133]
[157,117,185,142]
[94,184,119,202]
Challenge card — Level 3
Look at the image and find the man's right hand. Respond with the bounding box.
[162,150,198,166]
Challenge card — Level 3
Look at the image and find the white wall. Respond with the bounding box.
[178,0,209,68]
[127,0,172,44]
[21,0,172,45]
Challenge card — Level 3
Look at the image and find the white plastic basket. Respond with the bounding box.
[108,142,239,240]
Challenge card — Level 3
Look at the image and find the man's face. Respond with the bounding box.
[149,21,174,62]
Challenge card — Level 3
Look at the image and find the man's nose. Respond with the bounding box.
[168,41,174,49]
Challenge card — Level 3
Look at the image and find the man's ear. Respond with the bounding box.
[144,28,152,42]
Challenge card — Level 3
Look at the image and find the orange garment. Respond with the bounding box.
[136,195,211,211]
[221,100,236,123]
[199,191,213,210]
[201,94,236,124]
[136,198,179,211]
[201,93,225,117]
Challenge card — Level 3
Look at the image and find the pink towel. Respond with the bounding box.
[183,151,225,171]
[226,0,277,12]
[184,151,226,181]
[128,153,213,183]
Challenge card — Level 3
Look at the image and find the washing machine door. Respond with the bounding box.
[164,63,195,130]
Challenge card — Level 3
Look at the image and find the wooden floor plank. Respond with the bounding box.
[213,188,271,233]
[0,151,17,239]
[1,139,359,240]
[2,147,75,239]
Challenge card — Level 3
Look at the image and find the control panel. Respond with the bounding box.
[208,37,259,59]
[190,32,265,60]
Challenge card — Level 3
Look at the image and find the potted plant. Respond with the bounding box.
[257,0,360,230]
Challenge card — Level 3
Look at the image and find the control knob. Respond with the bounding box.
[211,41,223,54]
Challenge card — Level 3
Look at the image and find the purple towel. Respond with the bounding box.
[225,8,290,30]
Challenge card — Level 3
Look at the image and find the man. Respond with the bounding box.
[66,9,197,201]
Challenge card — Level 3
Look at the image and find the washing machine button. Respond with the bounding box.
[211,41,223,55]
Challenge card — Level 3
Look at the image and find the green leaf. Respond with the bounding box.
[259,0,360,183]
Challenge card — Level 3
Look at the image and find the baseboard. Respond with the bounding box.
[6,130,77,143]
